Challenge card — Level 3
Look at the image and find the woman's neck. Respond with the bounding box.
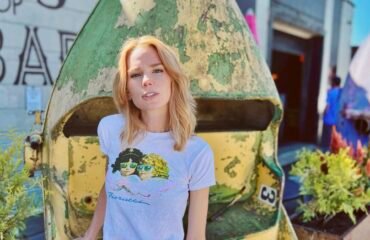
[141,110,170,133]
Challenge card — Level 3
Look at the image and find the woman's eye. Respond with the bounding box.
[153,68,163,73]
[130,73,141,78]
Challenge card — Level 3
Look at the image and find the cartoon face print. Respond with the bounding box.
[111,148,144,175]
[120,159,138,176]
[140,153,169,180]
[137,164,154,180]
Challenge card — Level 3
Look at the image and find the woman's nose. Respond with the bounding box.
[142,74,153,87]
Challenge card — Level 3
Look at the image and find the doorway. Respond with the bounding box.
[272,51,304,144]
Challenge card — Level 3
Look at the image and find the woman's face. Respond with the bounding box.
[126,46,172,115]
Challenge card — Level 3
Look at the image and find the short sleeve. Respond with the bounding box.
[188,143,216,191]
[97,118,110,155]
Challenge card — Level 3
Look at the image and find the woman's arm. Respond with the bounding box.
[186,188,209,240]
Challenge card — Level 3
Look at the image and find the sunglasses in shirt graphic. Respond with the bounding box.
[112,148,169,180]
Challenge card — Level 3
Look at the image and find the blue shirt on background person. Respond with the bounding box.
[321,76,341,151]
[324,87,342,125]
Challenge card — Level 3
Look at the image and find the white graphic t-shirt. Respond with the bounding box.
[97,114,215,240]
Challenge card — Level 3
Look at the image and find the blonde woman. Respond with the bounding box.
[79,36,215,239]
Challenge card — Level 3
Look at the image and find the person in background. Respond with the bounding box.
[321,75,342,151]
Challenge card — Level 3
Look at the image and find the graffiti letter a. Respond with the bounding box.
[14,26,53,85]
[0,30,5,83]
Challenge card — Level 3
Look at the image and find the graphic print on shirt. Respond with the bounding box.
[110,148,174,203]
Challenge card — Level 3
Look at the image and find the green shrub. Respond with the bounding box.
[0,132,38,240]
[290,148,370,224]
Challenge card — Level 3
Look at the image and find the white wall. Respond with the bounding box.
[255,0,271,60]
[336,0,354,81]
[0,0,97,132]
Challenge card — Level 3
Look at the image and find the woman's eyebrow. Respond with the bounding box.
[150,63,163,67]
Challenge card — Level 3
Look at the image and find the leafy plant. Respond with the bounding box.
[0,131,38,240]
[290,148,370,224]
[291,126,370,224]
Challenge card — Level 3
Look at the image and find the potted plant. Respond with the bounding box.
[0,131,38,240]
[290,127,370,239]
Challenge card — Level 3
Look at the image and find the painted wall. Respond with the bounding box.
[271,0,325,35]
[0,0,97,132]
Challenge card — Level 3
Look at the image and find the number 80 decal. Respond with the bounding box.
[258,185,278,206]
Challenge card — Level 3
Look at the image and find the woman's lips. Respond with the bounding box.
[142,92,158,100]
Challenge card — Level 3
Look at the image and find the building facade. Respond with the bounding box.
[0,0,97,133]
[237,0,354,144]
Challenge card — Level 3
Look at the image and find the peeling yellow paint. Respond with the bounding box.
[86,68,116,95]
[261,141,274,158]
[198,132,260,190]
[48,68,116,134]
[48,82,81,133]
[117,0,156,27]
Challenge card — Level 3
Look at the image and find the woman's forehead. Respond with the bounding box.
[127,46,162,69]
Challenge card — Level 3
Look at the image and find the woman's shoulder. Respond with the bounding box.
[98,113,125,131]
[186,135,213,153]
[100,113,124,124]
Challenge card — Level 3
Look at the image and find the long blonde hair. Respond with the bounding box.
[113,36,196,151]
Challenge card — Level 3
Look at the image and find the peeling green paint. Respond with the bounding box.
[224,157,241,178]
[272,104,283,123]
[207,203,276,239]
[50,207,56,239]
[199,41,206,50]
[57,0,192,93]
[210,19,223,32]
[209,184,240,203]
[197,17,207,33]
[259,129,283,177]
[78,162,87,173]
[207,51,242,86]
[226,5,245,36]
[62,171,69,182]
[207,52,234,85]
[64,200,69,219]
[197,4,216,33]
[221,156,232,161]
[63,224,68,236]
[230,133,247,142]
[68,141,74,169]
[85,137,99,144]
[190,79,203,96]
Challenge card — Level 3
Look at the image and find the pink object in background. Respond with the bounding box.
[245,8,259,44]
